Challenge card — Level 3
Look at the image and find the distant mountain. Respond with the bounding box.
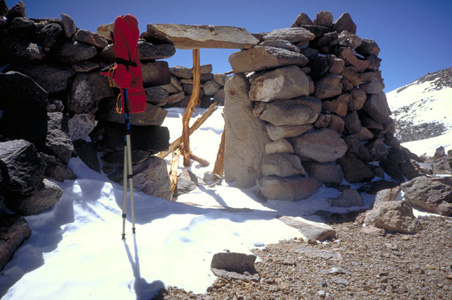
[386,67,452,143]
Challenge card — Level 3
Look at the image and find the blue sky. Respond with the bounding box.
[5,0,452,92]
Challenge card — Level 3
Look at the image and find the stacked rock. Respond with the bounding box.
[225,11,412,201]
[0,2,173,200]
[162,64,227,108]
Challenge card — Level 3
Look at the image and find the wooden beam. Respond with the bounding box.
[157,102,218,159]
[213,128,226,176]
[181,49,201,167]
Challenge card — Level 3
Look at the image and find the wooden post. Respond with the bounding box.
[213,128,226,176]
[169,146,181,200]
[181,49,201,167]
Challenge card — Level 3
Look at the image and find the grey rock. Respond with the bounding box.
[229,46,308,73]
[249,65,309,102]
[321,94,350,117]
[293,128,348,163]
[362,92,391,123]
[6,179,63,215]
[401,176,452,216]
[328,189,363,207]
[266,124,313,141]
[360,78,385,94]
[265,139,294,155]
[303,162,344,185]
[313,11,333,27]
[74,29,108,48]
[142,61,171,87]
[40,152,76,182]
[176,169,197,196]
[338,47,370,73]
[211,252,257,275]
[291,13,313,27]
[364,199,422,234]
[337,152,374,183]
[258,175,322,201]
[279,216,336,241]
[331,31,362,50]
[37,23,64,50]
[101,150,151,166]
[0,140,46,195]
[314,74,343,99]
[138,40,175,60]
[356,39,380,57]
[259,39,300,52]
[101,102,168,126]
[0,71,48,150]
[71,60,100,73]
[45,112,74,165]
[67,72,114,114]
[203,80,221,96]
[131,156,171,200]
[332,12,357,34]
[262,153,305,177]
[0,215,31,272]
[1,36,43,62]
[224,74,271,188]
[57,40,98,63]
[61,13,77,38]
[263,28,316,43]
[146,86,169,106]
[259,96,322,126]
[146,24,258,49]
[68,113,96,141]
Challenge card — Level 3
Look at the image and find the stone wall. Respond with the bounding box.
[0,2,176,207]
[225,11,414,200]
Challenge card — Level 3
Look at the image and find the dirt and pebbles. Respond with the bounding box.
[155,215,452,300]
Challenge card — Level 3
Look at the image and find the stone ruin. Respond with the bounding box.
[0,1,428,271]
[224,11,416,200]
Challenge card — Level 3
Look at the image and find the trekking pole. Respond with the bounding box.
[121,88,136,239]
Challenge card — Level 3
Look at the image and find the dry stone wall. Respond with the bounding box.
[225,11,413,201]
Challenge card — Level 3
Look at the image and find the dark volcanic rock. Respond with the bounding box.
[0,215,31,272]
[0,71,48,150]
[0,139,46,195]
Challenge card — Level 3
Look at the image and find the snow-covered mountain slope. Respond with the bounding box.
[386,67,452,143]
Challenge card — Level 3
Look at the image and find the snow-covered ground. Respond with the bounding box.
[1,90,452,299]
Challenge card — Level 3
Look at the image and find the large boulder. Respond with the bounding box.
[229,46,308,73]
[68,113,96,141]
[293,128,348,163]
[130,156,171,200]
[332,13,357,34]
[401,176,452,216]
[364,189,422,234]
[224,74,271,188]
[249,65,310,102]
[0,215,32,272]
[258,175,322,201]
[0,71,48,150]
[0,140,46,195]
[5,179,63,215]
[259,96,322,126]
[362,92,391,123]
[7,63,75,94]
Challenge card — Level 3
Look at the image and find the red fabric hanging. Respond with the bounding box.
[101,14,146,114]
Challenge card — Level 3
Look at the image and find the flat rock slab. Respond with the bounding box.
[278,216,336,241]
[146,24,259,49]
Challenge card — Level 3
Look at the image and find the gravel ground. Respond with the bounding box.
[154,215,452,300]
